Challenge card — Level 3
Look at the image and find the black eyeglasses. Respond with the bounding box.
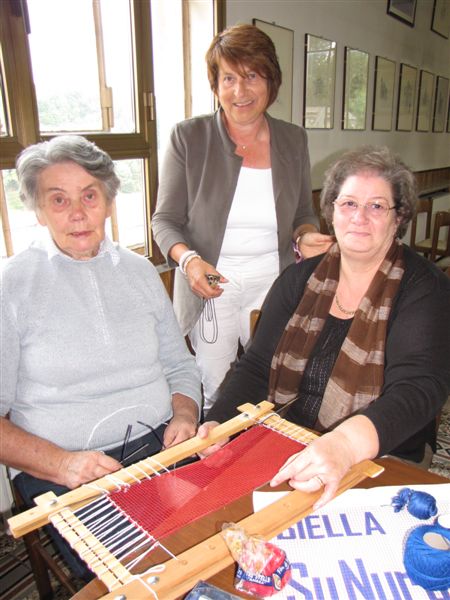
[120,421,165,465]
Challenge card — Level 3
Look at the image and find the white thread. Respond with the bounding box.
[125,541,159,571]
[83,482,110,493]
[105,473,130,490]
[121,466,141,483]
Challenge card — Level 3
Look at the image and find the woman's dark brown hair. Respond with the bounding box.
[206,23,282,108]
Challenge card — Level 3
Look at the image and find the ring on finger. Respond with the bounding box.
[314,475,325,487]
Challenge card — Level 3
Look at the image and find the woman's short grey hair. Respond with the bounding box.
[16,135,120,210]
[320,146,418,238]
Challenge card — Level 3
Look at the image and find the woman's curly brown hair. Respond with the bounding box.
[320,146,418,238]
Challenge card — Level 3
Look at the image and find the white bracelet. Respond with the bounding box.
[179,249,197,273]
[182,253,201,275]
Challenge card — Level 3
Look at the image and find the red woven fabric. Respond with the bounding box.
[108,425,305,541]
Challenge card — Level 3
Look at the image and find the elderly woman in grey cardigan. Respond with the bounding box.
[152,24,333,414]
[0,135,201,579]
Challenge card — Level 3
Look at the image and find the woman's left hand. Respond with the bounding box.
[299,231,335,259]
[269,430,355,510]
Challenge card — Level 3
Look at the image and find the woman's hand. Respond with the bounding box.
[163,394,199,448]
[185,257,228,300]
[270,416,379,510]
[197,421,229,457]
[269,430,356,510]
[298,231,334,259]
[57,450,121,489]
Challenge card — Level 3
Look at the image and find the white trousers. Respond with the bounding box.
[189,261,278,413]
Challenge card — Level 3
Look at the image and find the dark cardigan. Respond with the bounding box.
[208,245,450,463]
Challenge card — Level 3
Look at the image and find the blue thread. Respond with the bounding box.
[391,487,438,520]
[403,523,450,591]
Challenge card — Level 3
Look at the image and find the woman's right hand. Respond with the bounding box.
[197,421,229,457]
[185,257,227,299]
[57,450,122,489]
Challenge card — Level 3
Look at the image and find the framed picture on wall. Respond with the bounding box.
[253,19,294,121]
[416,70,435,131]
[447,97,450,132]
[387,0,417,26]
[372,56,396,131]
[303,34,336,129]
[433,76,449,132]
[431,0,450,38]
[342,47,369,130]
[396,63,417,131]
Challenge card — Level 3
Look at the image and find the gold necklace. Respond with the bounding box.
[226,119,267,151]
[334,293,356,316]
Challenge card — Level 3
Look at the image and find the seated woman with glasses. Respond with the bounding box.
[199,146,450,510]
[0,135,202,580]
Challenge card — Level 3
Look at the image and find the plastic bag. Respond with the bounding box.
[221,523,291,597]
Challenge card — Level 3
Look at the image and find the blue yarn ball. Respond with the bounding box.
[391,488,438,520]
[403,524,450,591]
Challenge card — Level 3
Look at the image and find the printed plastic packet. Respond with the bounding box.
[221,523,291,597]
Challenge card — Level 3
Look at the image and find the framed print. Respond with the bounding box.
[416,70,435,131]
[396,63,417,131]
[303,34,336,129]
[431,0,450,38]
[253,19,294,121]
[447,99,450,132]
[387,0,417,26]
[433,76,449,132]
[342,47,369,130]
[372,56,396,131]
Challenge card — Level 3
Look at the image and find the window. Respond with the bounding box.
[0,0,222,260]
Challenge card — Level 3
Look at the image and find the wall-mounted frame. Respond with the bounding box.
[303,34,336,129]
[416,70,435,131]
[396,63,417,131]
[253,19,294,122]
[372,56,396,131]
[431,0,450,38]
[447,96,450,132]
[342,47,369,130]
[433,76,449,132]
[387,0,416,26]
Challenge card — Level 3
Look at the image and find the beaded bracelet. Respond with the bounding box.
[293,232,306,263]
[181,252,201,275]
[179,249,197,273]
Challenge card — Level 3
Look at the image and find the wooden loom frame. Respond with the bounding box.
[8,402,384,599]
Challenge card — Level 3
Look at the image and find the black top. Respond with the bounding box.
[285,315,352,428]
[208,246,450,463]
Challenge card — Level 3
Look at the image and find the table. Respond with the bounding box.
[72,457,448,600]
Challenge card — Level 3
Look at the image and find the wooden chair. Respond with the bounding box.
[409,197,434,256]
[429,210,450,267]
[249,309,261,339]
[10,479,78,600]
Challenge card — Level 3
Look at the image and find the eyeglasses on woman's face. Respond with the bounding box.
[333,196,396,219]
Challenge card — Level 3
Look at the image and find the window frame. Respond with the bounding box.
[0,0,224,262]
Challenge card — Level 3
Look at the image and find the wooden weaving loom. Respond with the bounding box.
[8,402,384,599]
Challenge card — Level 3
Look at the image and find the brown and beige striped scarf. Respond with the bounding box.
[267,240,405,431]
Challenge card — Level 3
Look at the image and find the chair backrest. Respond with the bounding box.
[409,197,433,253]
[250,309,261,339]
[430,210,450,262]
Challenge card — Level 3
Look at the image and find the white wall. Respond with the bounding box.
[225,0,450,188]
